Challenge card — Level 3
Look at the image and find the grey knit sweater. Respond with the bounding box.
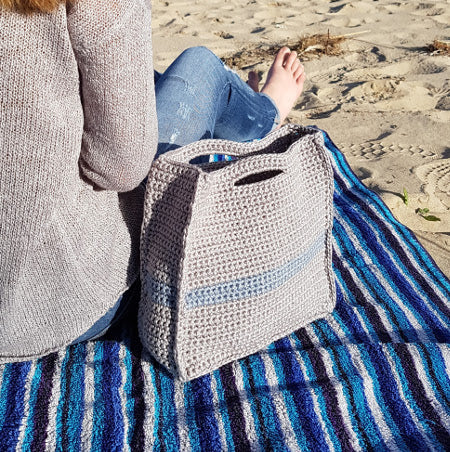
[0,0,157,362]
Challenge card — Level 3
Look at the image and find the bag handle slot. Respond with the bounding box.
[234,169,284,186]
[188,155,233,165]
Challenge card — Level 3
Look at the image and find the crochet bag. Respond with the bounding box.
[139,125,336,381]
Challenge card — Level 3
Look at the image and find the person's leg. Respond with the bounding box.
[70,281,140,344]
[71,295,123,344]
[154,46,280,157]
[154,69,162,85]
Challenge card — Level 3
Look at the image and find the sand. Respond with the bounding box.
[151,0,449,277]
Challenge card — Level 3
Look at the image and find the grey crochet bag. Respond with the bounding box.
[139,124,336,381]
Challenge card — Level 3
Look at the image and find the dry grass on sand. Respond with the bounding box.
[222,32,350,68]
[427,40,450,56]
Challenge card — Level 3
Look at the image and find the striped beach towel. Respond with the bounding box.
[1,131,449,451]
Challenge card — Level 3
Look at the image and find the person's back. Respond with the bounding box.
[0,0,157,362]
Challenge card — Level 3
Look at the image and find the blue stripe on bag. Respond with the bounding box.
[186,233,325,308]
[145,278,178,310]
[146,233,326,309]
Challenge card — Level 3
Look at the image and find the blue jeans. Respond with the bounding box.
[72,294,125,344]
[155,46,280,158]
[72,46,280,344]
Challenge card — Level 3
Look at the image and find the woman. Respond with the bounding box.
[0,0,305,362]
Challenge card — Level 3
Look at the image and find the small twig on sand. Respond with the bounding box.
[336,30,371,38]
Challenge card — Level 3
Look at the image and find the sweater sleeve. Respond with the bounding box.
[67,0,157,192]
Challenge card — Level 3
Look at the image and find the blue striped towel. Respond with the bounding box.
[1,131,449,451]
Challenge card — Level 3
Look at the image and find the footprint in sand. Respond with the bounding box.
[326,1,379,25]
[343,59,446,83]
[328,3,347,14]
[344,143,435,161]
[353,166,375,181]
[413,61,447,75]
[411,2,447,16]
[343,61,411,80]
[415,160,450,208]
[344,143,449,233]
[341,80,436,111]
[340,79,400,104]
[436,96,450,111]
[345,142,388,160]
[322,16,363,28]
[327,1,378,16]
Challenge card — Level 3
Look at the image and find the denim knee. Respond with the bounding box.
[177,46,225,74]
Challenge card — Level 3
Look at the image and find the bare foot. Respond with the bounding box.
[261,47,306,126]
[247,70,260,92]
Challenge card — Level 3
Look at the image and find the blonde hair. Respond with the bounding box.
[0,0,73,14]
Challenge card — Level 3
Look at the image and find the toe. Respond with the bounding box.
[293,63,304,79]
[274,47,291,67]
[247,71,259,92]
[291,59,301,74]
[285,51,298,70]
[296,71,306,85]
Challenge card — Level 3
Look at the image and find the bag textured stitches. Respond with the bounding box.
[139,125,336,381]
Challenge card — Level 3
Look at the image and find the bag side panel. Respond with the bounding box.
[139,160,200,372]
[173,173,210,380]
